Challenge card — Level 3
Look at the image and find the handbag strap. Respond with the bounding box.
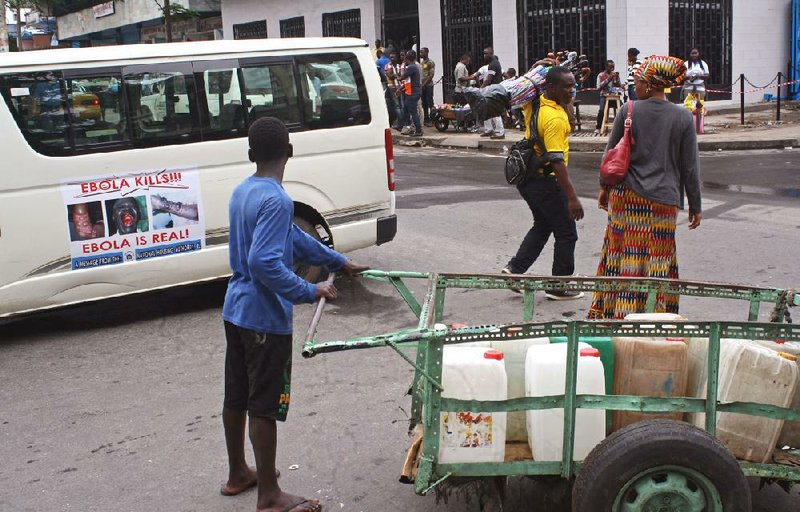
[624,100,635,144]
[527,97,547,153]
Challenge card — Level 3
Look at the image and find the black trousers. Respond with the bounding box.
[507,177,578,276]
[422,85,434,121]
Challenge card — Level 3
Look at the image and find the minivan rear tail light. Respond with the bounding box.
[385,128,395,191]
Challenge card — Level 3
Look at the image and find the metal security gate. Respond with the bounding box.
[517,1,606,77]
[280,16,305,38]
[233,20,267,40]
[322,9,362,38]
[440,0,493,103]
[669,0,732,100]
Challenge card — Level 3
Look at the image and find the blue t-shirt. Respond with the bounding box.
[376,56,391,78]
[222,176,346,334]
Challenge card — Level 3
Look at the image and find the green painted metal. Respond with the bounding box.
[389,276,423,318]
[749,298,761,321]
[522,289,535,322]
[418,472,453,496]
[561,323,580,478]
[705,324,721,437]
[301,271,800,489]
[415,319,445,495]
[613,466,723,512]
[645,289,658,313]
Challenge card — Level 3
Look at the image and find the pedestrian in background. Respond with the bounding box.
[419,47,436,127]
[626,48,642,101]
[384,52,402,128]
[503,67,585,300]
[595,59,622,133]
[397,50,423,136]
[589,56,702,319]
[481,46,505,139]
[220,117,368,512]
[453,53,470,105]
[683,48,710,100]
[371,39,384,61]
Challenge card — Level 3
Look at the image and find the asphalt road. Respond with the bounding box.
[2,148,800,512]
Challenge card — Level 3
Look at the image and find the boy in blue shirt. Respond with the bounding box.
[220,117,367,512]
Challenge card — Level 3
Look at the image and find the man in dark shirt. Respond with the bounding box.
[481,47,505,139]
[398,50,423,136]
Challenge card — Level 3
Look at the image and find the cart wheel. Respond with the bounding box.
[572,420,751,512]
[293,216,329,283]
[434,119,449,132]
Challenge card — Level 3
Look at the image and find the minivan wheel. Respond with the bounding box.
[293,216,329,283]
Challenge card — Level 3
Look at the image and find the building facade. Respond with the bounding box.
[56,0,222,46]
[221,0,790,104]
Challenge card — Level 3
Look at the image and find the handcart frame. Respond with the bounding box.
[302,271,800,501]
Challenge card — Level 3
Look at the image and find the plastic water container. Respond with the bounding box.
[525,343,605,461]
[612,334,688,432]
[753,339,800,358]
[689,341,798,462]
[778,353,800,448]
[439,346,508,464]
[552,336,615,433]
[490,337,550,442]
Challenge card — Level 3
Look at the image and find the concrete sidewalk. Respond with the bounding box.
[395,104,800,152]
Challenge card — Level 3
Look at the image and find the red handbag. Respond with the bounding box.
[599,100,635,185]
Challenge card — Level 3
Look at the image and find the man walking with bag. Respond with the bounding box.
[502,67,584,300]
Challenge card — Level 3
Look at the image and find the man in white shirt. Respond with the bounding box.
[683,48,710,100]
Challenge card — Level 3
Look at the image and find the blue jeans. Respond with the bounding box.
[401,94,422,133]
[384,87,399,126]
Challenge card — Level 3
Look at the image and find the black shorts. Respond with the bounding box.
[223,321,292,421]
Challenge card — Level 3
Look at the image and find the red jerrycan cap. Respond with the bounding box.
[484,350,505,361]
[774,340,786,345]
[451,323,468,329]
[580,348,601,357]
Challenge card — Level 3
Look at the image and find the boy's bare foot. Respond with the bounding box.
[221,466,258,496]
[221,467,282,496]
[257,492,321,512]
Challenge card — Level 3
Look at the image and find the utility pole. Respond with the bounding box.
[164,0,172,43]
[16,1,23,51]
[0,3,9,52]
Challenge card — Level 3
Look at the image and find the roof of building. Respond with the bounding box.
[0,37,368,69]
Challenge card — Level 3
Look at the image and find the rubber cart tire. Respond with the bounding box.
[434,119,449,132]
[572,419,751,512]
[293,216,329,283]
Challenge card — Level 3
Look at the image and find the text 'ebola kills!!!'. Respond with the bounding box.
[79,172,183,194]
[81,229,192,254]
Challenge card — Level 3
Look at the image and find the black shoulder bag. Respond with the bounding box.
[504,98,550,186]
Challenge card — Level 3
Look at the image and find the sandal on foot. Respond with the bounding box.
[280,499,322,512]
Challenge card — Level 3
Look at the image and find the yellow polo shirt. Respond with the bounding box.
[522,95,571,165]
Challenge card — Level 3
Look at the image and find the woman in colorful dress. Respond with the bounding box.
[589,55,702,319]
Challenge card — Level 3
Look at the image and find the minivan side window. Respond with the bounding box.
[0,71,130,155]
[296,54,371,129]
[197,66,247,138]
[123,66,200,145]
[1,72,71,155]
[241,63,301,126]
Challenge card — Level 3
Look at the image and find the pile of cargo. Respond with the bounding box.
[436,314,800,464]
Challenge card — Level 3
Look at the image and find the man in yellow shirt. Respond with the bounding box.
[503,67,585,300]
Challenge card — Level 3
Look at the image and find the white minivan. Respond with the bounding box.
[0,38,396,318]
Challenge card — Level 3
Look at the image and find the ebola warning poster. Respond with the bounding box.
[61,167,205,270]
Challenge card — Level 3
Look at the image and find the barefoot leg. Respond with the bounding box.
[223,406,257,492]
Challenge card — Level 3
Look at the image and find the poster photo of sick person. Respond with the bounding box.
[105,196,149,236]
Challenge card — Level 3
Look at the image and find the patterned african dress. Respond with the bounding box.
[588,184,679,319]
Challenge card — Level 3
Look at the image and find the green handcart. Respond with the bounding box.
[302,271,800,511]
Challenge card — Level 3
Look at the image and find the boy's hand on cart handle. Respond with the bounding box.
[688,211,702,230]
[341,260,370,278]
[316,282,338,300]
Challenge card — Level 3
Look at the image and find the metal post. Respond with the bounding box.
[739,74,745,125]
[777,72,782,122]
[560,322,579,479]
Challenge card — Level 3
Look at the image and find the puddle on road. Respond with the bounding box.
[703,181,800,198]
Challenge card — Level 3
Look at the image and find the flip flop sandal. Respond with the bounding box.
[281,499,322,512]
